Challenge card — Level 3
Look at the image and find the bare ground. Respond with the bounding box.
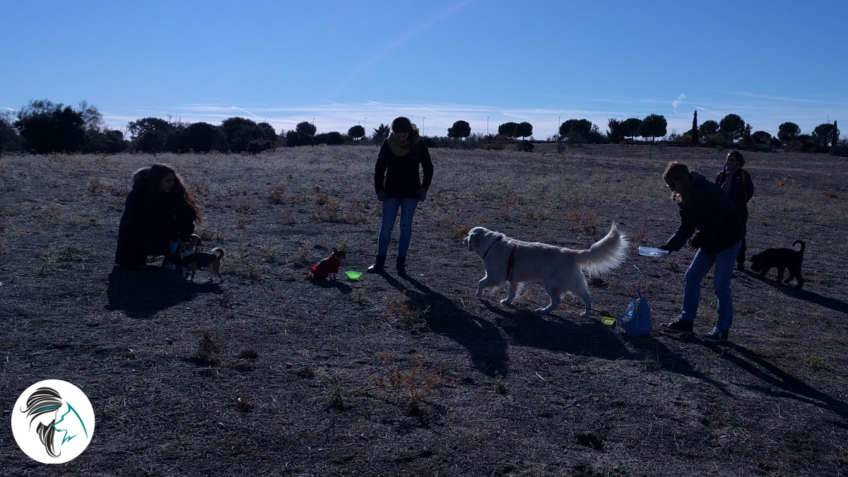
[1,145,847,476]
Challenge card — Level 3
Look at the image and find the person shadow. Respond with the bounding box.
[310,277,353,294]
[484,301,731,395]
[106,266,220,319]
[704,342,848,420]
[382,272,509,377]
[745,272,848,315]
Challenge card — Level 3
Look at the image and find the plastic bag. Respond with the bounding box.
[619,292,652,336]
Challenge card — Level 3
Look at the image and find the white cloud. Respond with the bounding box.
[672,93,686,113]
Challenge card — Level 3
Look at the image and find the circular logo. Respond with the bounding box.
[10,380,95,464]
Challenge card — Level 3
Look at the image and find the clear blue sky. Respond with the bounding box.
[1,0,845,138]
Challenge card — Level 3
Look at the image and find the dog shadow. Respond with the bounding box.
[106,266,220,319]
[383,273,510,377]
[704,342,848,420]
[485,302,732,394]
[309,278,352,294]
[746,272,848,315]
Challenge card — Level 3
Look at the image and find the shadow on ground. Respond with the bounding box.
[382,272,510,377]
[106,266,220,318]
[746,272,848,315]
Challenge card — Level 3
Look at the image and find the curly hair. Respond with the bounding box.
[132,163,202,223]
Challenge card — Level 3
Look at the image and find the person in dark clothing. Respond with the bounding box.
[114,164,201,270]
[367,116,434,275]
[658,162,744,342]
[715,150,754,270]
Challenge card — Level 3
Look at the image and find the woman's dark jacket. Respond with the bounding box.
[374,140,434,199]
[663,172,744,254]
[715,168,754,218]
[114,182,196,268]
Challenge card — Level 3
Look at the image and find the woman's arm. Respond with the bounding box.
[662,207,695,252]
[374,141,389,196]
[420,144,433,191]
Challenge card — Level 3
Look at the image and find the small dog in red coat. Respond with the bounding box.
[308,248,346,281]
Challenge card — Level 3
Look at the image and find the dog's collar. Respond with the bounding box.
[481,236,503,259]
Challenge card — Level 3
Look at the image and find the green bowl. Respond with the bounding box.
[345,270,363,281]
[601,316,616,327]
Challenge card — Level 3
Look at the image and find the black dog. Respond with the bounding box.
[750,240,805,288]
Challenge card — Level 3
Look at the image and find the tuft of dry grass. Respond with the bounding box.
[567,208,599,234]
[374,358,445,415]
[189,333,220,367]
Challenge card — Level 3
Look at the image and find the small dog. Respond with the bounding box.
[465,223,628,315]
[750,240,805,288]
[180,234,225,282]
[309,248,346,281]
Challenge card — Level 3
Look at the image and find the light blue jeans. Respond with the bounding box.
[377,198,418,257]
[679,241,742,332]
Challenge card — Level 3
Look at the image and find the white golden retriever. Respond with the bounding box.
[464,224,628,315]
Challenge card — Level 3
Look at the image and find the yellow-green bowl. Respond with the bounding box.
[345,270,363,281]
[601,316,616,327]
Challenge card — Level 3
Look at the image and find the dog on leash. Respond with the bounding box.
[308,248,346,281]
[750,240,805,288]
[464,223,628,315]
[180,234,225,282]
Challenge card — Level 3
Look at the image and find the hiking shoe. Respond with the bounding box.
[662,319,693,334]
[396,256,407,275]
[367,255,386,274]
[703,327,729,342]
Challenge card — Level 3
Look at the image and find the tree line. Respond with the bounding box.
[0,99,843,155]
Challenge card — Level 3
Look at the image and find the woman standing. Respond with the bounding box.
[114,164,201,270]
[368,117,433,275]
[715,150,754,270]
[658,162,744,342]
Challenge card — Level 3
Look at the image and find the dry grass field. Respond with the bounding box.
[1,145,847,476]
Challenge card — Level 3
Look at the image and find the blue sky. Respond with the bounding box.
[1,0,845,138]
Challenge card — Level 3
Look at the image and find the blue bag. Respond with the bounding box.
[620,292,652,336]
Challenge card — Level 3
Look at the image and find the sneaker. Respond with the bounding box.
[703,327,729,342]
[662,319,693,334]
[367,255,386,274]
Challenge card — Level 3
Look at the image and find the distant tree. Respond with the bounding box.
[15,100,86,153]
[516,121,533,140]
[607,119,626,142]
[372,123,390,145]
[257,122,277,144]
[719,114,746,142]
[181,122,227,152]
[78,101,103,132]
[128,117,176,153]
[640,114,668,142]
[296,121,317,146]
[777,122,801,145]
[699,120,719,137]
[497,122,519,138]
[751,130,773,151]
[691,110,699,145]
[813,122,837,149]
[559,119,593,143]
[622,118,643,140]
[221,117,263,153]
[83,129,127,154]
[285,130,300,147]
[314,131,345,145]
[448,120,471,140]
[0,116,21,153]
[348,125,366,141]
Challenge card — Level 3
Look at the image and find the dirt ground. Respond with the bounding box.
[1,144,846,476]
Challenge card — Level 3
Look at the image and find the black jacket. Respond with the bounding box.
[663,172,744,253]
[715,168,754,217]
[114,188,196,268]
[374,140,434,199]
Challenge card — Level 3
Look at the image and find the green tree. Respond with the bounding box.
[498,122,518,138]
[15,100,86,153]
[128,117,176,153]
[348,125,366,141]
[622,118,643,140]
[559,119,593,143]
[640,114,668,142]
[372,123,390,145]
[448,120,471,140]
[719,114,746,142]
[516,121,533,140]
[813,123,837,149]
[699,120,719,137]
[607,119,626,142]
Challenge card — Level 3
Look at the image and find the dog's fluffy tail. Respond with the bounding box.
[793,240,805,254]
[574,223,629,277]
[211,247,225,259]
